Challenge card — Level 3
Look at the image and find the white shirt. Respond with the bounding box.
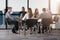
[33,14,40,19]
[22,13,34,20]
[40,12,52,19]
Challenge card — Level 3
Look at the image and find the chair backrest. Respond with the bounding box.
[5,18,13,25]
[26,19,37,26]
[42,18,53,26]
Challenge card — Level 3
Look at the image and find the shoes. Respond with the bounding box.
[25,29,28,31]
[41,31,44,34]
[30,31,33,35]
[14,32,19,34]
[30,33,32,35]
[12,31,18,34]
[12,30,18,34]
[38,32,41,34]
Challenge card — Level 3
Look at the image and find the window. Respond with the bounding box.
[0,0,5,25]
[51,0,60,14]
[8,0,27,11]
[29,0,49,14]
[0,0,5,12]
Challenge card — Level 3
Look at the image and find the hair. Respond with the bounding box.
[22,7,24,9]
[8,7,12,10]
[28,8,33,18]
[34,8,39,18]
[22,7,25,10]
[42,8,46,12]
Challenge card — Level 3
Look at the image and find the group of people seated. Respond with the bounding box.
[5,7,53,34]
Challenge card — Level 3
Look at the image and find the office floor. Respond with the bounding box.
[0,30,60,40]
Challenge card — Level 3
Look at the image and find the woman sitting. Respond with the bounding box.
[22,8,34,34]
[34,8,39,19]
[33,8,41,33]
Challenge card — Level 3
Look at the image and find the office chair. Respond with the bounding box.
[41,18,53,33]
[23,19,37,34]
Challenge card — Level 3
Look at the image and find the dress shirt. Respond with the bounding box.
[5,12,14,20]
[22,13,34,20]
[40,12,52,19]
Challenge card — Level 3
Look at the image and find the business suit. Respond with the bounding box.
[5,12,19,33]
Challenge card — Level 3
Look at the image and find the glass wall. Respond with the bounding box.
[0,0,5,25]
[0,0,5,12]
[8,0,27,11]
[50,0,60,29]
[0,0,60,29]
[51,0,60,14]
[29,0,49,14]
[7,0,27,29]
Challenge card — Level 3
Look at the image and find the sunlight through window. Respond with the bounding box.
[51,0,60,14]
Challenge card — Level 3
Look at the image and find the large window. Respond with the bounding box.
[0,0,5,12]
[8,0,27,11]
[51,0,60,14]
[0,0,5,26]
[29,0,49,13]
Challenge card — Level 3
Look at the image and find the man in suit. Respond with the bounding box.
[5,7,19,34]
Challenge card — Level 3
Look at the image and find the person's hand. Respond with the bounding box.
[16,16,19,21]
